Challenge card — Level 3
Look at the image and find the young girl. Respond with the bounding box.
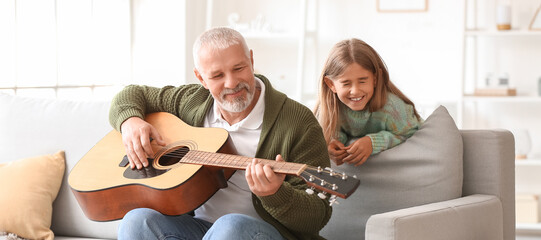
[314,38,422,166]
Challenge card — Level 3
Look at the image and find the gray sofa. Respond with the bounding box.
[0,93,514,240]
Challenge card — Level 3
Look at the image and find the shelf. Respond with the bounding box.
[240,30,317,40]
[465,29,541,37]
[241,31,298,40]
[516,159,541,166]
[517,223,541,232]
[462,96,541,103]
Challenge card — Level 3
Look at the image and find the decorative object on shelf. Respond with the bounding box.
[228,13,248,33]
[496,3,512,30]
[484,72,493,87]
[227,13,272,36]
[515,194,540,223]
[475,72,516,96]
[511,129,532,160]
[376,0,428,13]
[529,3,541,31]
[473,87,516,96]
[498,72,509,86]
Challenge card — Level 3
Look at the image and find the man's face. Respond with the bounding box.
[195,43,256,113]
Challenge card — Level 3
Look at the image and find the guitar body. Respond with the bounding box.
[68,112,236,222]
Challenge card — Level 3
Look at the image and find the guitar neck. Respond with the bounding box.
[182,150,307,176]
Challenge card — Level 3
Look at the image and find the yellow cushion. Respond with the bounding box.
[0,151,65,240]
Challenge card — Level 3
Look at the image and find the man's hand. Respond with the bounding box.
[120,117,166,169]
[246,155,287,196]
[342,136,372,166]
[328,139,349,165]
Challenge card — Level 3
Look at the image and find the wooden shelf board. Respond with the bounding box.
[462,96,541,103]
[465,29,541,37]
[241,32,298,40]
[516,159,541,166]
[517,223,541,231]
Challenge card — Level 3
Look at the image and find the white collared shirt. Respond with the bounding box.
[194,77,265,223]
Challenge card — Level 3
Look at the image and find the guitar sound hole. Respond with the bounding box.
[159,146,189,166]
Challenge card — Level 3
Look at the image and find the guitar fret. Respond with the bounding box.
[225,154,236,167]
[221,153,233,167]
[237,156,249,168]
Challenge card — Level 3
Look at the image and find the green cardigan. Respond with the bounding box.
[109,74,332,240]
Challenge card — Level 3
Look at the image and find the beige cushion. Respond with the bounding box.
[0,151,65,240]
[321,105,464,240]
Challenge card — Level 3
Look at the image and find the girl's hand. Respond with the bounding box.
[343,136,372,166]
[328,139,349,165]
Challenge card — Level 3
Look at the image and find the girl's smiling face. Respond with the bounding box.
[324,63,376,111]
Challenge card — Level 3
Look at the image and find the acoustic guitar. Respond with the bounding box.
[68,112,360,222]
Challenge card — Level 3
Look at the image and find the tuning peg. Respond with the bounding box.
[317,166,322,173]
[318,192,327,199]
[305,187,315,195]
[325,167,335,176]
[342,172,348,180]
[329,195,339,206]
[332,184,338,191]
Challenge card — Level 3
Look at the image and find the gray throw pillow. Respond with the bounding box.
[320,105,463,240]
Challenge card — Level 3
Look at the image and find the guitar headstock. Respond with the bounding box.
[300,166,360,201]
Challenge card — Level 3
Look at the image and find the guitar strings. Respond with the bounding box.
[156,147,347,178]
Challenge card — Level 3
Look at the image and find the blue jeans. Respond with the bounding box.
[118,208,285,240]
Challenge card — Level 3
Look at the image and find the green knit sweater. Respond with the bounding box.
[337,93,422,154]
[109,74,332,240]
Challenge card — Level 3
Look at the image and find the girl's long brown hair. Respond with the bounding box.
[313,38,420,144]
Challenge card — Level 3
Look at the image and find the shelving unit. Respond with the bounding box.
[204,0,319,105]
[459,0,541,127]
[461,0,541,236]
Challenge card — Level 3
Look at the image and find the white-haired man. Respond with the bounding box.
[110,27,332,239]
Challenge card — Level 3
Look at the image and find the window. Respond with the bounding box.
[0,0,186,101]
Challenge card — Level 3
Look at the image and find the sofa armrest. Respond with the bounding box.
[365,194,504,240]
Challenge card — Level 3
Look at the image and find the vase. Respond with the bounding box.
[497,4,512,30]
[511,129,532,160]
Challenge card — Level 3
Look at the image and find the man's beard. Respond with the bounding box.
[217,82,255,113]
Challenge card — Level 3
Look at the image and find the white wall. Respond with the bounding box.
[131,0,186,87]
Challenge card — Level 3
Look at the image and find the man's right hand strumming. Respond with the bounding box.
[120,117,166,169]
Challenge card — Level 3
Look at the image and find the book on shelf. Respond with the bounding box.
[473,87,517,96]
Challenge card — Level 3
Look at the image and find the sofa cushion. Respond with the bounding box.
[321,105,464,240]
[0,151,65,240]
[0,93,119,239]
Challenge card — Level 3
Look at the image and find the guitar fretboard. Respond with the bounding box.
[181,150,307,176]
